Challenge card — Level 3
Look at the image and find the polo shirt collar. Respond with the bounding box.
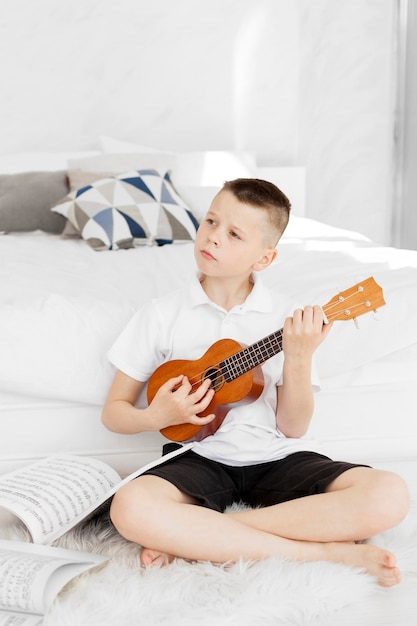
[188,272,273,313]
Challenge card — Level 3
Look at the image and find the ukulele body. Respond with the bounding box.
[147,338,264,442]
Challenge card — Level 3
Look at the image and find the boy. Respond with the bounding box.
[102,179,409,586]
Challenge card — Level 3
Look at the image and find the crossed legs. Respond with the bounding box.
[110,466,410,587]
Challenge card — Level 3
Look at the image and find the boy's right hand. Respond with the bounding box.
[147,375,216,430]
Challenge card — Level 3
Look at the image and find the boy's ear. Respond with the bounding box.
[253,247,278,272]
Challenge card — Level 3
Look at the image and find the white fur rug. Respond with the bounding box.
[2,500,417,626]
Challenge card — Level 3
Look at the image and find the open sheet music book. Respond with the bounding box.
[0,445,191,545]
[0,446,191,623]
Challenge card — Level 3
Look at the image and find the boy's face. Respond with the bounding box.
[194,189,277,279]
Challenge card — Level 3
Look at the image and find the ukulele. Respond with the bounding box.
[147,277,385,443]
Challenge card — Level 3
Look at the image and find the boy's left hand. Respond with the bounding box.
[282,305,332,361]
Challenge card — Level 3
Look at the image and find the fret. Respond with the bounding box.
[221,328,284,382]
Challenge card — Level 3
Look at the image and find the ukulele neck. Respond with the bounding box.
[213,276,386,384]
[220,329,283,382]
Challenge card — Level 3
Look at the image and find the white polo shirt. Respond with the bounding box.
[108,273,320,466]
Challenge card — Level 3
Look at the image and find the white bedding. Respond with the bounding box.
[1,210,417,478]
[0,232,197,404]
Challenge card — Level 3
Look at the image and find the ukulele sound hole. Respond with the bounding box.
[203,367,224,391]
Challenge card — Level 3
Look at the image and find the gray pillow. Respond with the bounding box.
[0,171,69,233]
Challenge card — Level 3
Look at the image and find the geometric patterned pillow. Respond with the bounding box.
[51,169,199,251]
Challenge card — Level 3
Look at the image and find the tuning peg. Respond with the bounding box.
[353,318,360,330]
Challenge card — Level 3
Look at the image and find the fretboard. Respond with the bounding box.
[220,328,284,382]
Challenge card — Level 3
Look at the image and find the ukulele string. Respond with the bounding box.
[324,293,368,320]
[184,338,282,393]
[184,355,246,392]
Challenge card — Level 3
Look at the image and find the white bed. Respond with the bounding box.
[1,151,417,500]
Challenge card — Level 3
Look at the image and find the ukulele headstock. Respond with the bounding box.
[322,277,386,323]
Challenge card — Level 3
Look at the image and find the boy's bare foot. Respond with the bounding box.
[141,547,174,568]
[323,542,401,587]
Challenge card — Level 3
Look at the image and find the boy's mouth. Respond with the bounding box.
[201,249,216,261]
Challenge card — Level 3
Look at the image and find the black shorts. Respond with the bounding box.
[142,445,368,513]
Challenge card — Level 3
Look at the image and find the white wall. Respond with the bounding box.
[0,0,396,244]
[298,0,396,244]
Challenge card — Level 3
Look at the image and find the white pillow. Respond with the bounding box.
[69,151,256,187]
[174,184,220,222]
[174,151,256,186]
[95,138,257,186]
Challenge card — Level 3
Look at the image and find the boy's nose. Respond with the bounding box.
[208,232,220,246]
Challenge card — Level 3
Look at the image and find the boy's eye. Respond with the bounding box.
[230,231,240,239]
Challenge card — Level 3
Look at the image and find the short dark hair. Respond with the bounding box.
[222,178,291,244]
